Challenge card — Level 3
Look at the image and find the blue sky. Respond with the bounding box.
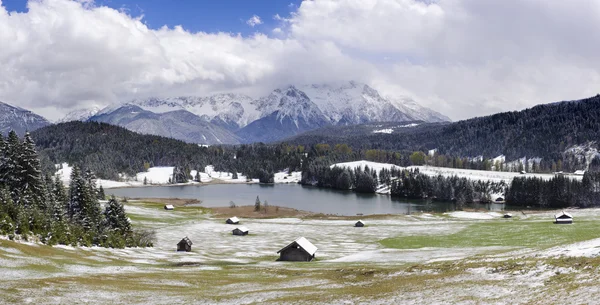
[2,0,299,35]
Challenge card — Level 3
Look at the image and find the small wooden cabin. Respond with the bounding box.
[503,213,513,218]
[226,216,240,224]
[164,204,174,210]
[554,211,573,224]
[177,236,193,252]
[232,227,249,236]
[277,237,317,262]
[355,220,365,227]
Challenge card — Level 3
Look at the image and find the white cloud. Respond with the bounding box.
[0,0,599,122]
[246,15,262,27]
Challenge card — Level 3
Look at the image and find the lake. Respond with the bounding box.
[107,183,506,216]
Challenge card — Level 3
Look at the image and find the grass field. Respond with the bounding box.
[1,200,600,304]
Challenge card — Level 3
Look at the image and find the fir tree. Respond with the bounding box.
[104,196,131,235]
[254,196,261,212]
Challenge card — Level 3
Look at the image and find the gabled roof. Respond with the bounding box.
[356,220,364,224]
[277,237,317,256]
[234,226,249,232]
[555,211,573,219]
[178,236,193,246]
[227,216,240,223]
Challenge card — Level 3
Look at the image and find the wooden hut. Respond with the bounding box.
[177,236,193,252]
[355,220,365,227]
[277,237,317,262]
[503,213,513,218]
[226,216,240,224]
[164,204,174,210]
[232,227,249,236]
[554,211,573,224]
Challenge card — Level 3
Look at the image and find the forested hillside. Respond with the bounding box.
[31,122,309,181]
[0,131,150,247]
[287,95,600,163]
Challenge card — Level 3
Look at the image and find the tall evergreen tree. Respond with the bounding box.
[104,196,131,235]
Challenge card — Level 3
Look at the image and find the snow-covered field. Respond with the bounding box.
[55,163,302,189]
[332,160,583,184]
[2,201,600,304]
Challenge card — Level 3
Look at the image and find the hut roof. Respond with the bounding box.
[227,216,240,223]
[555,211,573,219]
[356,220,364,225]
[277,237,317,256]
[234,226,249,233]
[178,236,193,246]
[164,204,174,210]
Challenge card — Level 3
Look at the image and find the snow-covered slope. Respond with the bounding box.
[0,101,51,136]
[127,94,260,131]
[85,81,450,143]
[59,106,101,123]
[89,105,240,145]
[386,96,451,123]
[236,86,331,143]
[299,81,415,125]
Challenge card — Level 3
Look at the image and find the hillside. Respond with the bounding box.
[0,101,51,136]
[286,95,600,163]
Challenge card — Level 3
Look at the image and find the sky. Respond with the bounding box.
[0,0,599,121]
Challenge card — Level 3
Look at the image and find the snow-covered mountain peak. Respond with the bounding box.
[59,106,101,123]
[0,101,50,135]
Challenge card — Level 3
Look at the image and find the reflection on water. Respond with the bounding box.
[108,183,506,216]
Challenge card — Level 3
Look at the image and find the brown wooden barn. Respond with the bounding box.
[177,236,193,252]
[232,227,249,236]
[277,237,317,262]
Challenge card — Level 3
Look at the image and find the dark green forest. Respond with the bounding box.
[287,94,600,172]
[0,131,152,247]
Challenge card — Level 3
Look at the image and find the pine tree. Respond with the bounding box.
[254,196,261,212]
[19,133,43,201]
[104,196,131,235]
[98,185,105,200]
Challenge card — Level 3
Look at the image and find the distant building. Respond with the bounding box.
[164,204,174,210]
[232,227,249,236]
[226,216,240,224]
[355,220,365,227]
[503,213,513,218]
[574,170,586,176]
[554,211,573,224]
[177,236,193,252]
[277,237,317,262]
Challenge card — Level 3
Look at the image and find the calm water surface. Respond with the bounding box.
[108,184,505,216]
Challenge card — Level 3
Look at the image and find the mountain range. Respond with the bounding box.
[83,81,449,144]
[1,81,449,144]
[0,101,51,136]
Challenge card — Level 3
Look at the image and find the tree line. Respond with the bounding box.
[506,171,600,208]
[0,131,153,247]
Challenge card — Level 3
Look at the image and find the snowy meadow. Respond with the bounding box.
[2,198,600,304]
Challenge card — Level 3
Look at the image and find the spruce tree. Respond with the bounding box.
[104,196,131,235]
[254,196,261,212]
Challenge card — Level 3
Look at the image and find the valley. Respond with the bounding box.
[2,198,600,304]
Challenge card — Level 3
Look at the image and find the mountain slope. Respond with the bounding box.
[236,86,330,143]
[386,96,450,123]
[0,101,51,136]
[298,81,416,124]
[285,94,600,162]
[58,106,101,123]
[89,105,240,145]
[83,81,450,143]
[127,94,260,131]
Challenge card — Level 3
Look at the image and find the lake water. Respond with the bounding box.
[107,184,505,216]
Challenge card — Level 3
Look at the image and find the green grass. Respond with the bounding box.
[380,220,600,249]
